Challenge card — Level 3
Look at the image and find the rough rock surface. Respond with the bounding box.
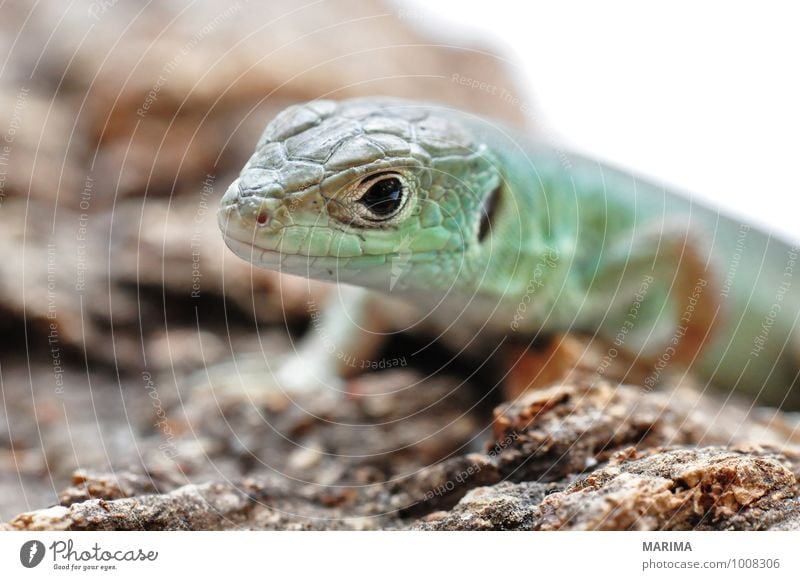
[4,334,800,530]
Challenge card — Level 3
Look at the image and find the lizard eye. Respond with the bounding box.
[356,173,405,221]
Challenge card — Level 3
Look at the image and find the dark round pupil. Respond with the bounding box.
[359,177,403,217]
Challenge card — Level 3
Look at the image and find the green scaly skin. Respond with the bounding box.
[218,97,799,406]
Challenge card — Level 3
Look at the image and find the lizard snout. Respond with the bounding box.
[218,178,283,240]
[219,178,242,208]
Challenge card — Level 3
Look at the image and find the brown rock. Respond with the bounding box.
[534,448,798,530]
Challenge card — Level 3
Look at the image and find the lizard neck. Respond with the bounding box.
[458,138,584,334]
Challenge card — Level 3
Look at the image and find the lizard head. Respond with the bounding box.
[218,98,502,292]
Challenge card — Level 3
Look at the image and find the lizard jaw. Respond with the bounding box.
[222,236,285,270]
[221,231,361,283]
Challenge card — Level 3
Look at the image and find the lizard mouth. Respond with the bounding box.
[219,202,331,259]
[222,236,285,269]
[218,203,286,267]
[222,234,363,284]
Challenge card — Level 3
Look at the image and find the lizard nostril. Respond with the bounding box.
[256,209,269,226]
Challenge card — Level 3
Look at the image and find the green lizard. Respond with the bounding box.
[218,97,799,407]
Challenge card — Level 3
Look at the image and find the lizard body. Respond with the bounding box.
[218,98,799,405]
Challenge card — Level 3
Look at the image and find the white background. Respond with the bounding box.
[399,0,800,243]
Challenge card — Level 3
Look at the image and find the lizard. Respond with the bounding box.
[217,97,800,407]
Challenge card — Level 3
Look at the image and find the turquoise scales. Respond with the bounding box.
[218,97,800,405]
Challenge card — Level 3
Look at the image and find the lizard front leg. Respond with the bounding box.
[198,285,388,407]
[275,285,386,393]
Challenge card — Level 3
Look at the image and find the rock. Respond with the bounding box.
[58,470,183,506]
[10,481,276,531]
[414,447,800,531]
[6,353,800,529]
[534,448,799,531]
[491,376,800,483]
[413,482,557,530]
[389,453,502,517]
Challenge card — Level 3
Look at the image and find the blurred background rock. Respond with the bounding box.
[0,0,528,519]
